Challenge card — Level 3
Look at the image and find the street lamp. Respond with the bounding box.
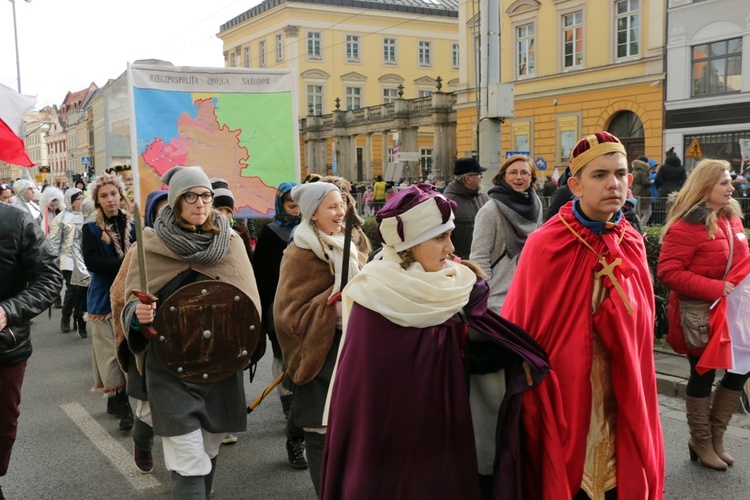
[10,0,32,94]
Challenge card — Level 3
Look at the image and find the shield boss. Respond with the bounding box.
[152,281,260,383]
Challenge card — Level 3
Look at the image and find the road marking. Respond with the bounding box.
[61,402,160,490]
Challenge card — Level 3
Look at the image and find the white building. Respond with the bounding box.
[665,0,750,171]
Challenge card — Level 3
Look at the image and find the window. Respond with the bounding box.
[259,41,266,67]
[558,115,579,165]
[562,11,583,69]
[384,38,397,64]
[692,38,742,97]
[230,52,236,67]
[345,86,362,110]
[383,88,398,104]
[346,35,360,62]
[615,0,639,59]
[418,90,432,98]
[517,23,535,77]
[308,31,321,59]
[420,148,434,178]
[276,34,283,62]
[307,85,323,115]
[244,47,251,68]
[418,41,432,67]
[452,43,459,69]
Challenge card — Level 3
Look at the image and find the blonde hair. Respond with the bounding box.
[661,159,742,241]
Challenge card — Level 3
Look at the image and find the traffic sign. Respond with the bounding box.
[686,139,703,159]
[396,152,420,162]
[81,156,91,166]
[534,157,547,170]
[505,151,530,158]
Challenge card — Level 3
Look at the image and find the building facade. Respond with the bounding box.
[457,0,667,177]
[665,0,750,172]
[218,0,460,181]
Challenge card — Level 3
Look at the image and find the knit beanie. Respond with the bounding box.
[664,155,682,167]
[210,178,235,211]
[291,182,339,221]
[161,166,212,208]
[65,188,83,206]
[569,132,626,175]
[375,184,456,252]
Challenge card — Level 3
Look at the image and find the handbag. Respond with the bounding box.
[679,220,734,349]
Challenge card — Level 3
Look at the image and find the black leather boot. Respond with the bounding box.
[77,319,87,339]
[171,472,205,500]
[117,390,134,431]
[60,316,71,333]
[204,457,217,498]
[107,393,121,418]
[286,437,308,470]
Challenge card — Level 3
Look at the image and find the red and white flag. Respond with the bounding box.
[0,82,37,167]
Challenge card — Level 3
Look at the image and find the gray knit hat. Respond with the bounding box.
[291,182,339,221]
[161,166,213,208]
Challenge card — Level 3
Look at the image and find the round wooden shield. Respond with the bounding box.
[152,281,261,383]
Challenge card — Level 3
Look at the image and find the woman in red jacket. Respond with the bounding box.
[658,159,750,471]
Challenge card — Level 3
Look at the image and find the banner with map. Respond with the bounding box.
[128,63,299,218]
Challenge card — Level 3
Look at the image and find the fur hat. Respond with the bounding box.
[632,159,649,171]
[88,173,127,210]
[210,178,234,211]
[65,188,83,206]
[375,184,456,252]
[569,132,627,175]
[161,166,212,208]
[40,187,65,211]
[454,157,486,176]
[291,182,339,221]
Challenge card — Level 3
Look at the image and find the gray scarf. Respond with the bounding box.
[154,205,231,264]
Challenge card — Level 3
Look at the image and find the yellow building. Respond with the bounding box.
[457,0,666,174]
[218,0,460,180]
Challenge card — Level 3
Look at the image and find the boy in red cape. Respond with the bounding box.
[503,132,665,499]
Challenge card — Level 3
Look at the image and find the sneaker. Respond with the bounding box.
[286,438,308,470]
[222,433,238,445]
[134,446,154,473]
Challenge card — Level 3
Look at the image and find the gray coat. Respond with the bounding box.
[470,197,542,312]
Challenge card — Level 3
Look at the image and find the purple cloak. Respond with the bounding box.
[319,279,549,499]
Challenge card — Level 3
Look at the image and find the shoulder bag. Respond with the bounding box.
[679,220,734,349]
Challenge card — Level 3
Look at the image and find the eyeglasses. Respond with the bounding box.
[0,183,9,191]
[466,172,483,178]
[183,192,214,204]
[505,170,532,178]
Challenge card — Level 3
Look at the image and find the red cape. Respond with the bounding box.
[502,203,664,499]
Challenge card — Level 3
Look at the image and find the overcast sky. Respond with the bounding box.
[1,0,261,108]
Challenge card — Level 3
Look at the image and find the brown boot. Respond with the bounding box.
[710,386,742,466]
[686,396,728,470]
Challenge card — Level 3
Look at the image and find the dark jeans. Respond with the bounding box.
[686,354,750,398]
[61,270,80,321]
[0,360,27,476]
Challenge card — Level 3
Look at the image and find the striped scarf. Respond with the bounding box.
[153,205,231,264]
